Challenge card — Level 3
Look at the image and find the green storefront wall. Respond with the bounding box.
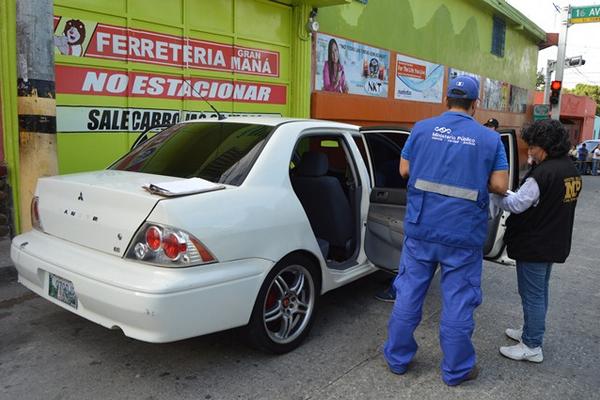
[317,0,544,89]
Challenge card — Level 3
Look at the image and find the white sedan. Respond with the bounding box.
[11,117,516,353]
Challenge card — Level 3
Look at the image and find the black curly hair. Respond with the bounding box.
[520,119,571,159]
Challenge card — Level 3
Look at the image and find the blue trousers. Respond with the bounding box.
[517,261,553,348]
[384,237,483,386]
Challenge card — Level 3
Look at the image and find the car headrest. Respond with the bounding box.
[295,152,328,177]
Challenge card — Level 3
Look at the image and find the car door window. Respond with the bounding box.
[363,132,409,189]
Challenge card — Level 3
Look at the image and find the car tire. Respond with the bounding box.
[246,254,320,354]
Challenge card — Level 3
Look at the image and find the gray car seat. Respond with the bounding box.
[291,151,355,260]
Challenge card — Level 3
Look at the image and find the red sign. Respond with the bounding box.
[55,65,287,104]
[396,61,427,80]
[55,16,279,77]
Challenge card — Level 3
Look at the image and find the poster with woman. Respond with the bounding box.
[315,33,389,98]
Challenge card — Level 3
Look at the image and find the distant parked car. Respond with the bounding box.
[11,118,517,353]
[577,140,600,158]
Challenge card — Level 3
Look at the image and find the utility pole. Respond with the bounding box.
[16,0,58,231]
[544,59,555,102]
[551,5,570,120]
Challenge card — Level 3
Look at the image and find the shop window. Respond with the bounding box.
[491,16,506,57]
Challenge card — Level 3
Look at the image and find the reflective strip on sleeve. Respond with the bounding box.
[414,179,478,201]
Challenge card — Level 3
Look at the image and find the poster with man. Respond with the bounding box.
[315,33,389,98]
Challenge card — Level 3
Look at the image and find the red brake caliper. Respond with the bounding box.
[266,288,278,310]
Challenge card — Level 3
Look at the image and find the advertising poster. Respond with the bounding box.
[509,86,529,113]
[447,68,482,96]
[315,33,389,97]
[394,54,444,103]
[482,78,510,111]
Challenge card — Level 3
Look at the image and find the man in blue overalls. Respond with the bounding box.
[384,75,509,386]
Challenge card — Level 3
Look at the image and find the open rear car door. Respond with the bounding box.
[359,126,518,272]
[359,127,411,272]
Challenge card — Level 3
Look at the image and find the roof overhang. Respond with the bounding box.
[273,0,351,7]
[538,32,559,50]
[475,0,547,43]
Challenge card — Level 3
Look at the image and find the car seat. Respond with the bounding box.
[291,151,355,260]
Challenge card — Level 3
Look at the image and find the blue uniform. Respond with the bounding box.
[384,111,508,385]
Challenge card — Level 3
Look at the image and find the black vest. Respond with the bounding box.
[505,156,581,263]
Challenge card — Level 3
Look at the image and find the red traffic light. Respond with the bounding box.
[550,80,562,91]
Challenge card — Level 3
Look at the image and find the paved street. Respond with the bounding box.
[1,177,599,400]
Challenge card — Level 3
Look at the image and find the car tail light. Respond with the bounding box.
[145,226,162,251]
[126,222,217,267]
[31,196,43,231]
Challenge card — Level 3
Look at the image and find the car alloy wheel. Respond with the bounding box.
[263,264,315,345]
[247,255,319,353]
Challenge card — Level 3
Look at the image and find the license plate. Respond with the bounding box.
[48,273,78,309]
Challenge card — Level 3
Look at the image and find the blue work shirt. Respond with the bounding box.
[401,111,508,248]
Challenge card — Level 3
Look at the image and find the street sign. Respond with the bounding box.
[534,104,551,121]
[570,5,600,24]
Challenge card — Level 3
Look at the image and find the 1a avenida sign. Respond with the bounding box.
[570,5,600,24]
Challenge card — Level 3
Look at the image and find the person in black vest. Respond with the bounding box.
[492,119,582,362]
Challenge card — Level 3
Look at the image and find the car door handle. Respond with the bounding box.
[375,191,388,199]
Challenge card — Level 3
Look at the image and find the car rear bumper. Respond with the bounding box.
[11,230,273,343]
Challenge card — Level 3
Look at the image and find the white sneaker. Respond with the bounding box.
[499,342,544,363]
[505,327,523,342]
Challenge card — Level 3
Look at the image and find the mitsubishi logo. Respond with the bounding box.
[78,192,84,201]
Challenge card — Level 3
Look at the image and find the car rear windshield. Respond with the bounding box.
[110,122,273,186]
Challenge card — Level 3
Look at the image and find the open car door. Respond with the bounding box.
[359,127,411,272]
[359,126,518,271]
[484,128,519,259]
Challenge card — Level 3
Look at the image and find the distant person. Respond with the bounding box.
[592,145,600,176]
[322,39,349,93]
[577,143,588,174]
[484,118,499,131]
[492,119,581,363]
[568,145,578,162]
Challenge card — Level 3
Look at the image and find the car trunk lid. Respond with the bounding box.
[35,171,218,257]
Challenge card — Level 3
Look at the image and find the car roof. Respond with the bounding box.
[180,116,359,130]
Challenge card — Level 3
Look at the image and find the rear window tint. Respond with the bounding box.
[110,122,272,186]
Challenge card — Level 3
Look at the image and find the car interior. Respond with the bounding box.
[289,135,361,268]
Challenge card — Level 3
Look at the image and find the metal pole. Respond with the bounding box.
[544,59,554,102]
[551,5,570,120]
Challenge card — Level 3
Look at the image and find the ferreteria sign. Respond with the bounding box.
[53,15,280,77]
[570,5,600,24]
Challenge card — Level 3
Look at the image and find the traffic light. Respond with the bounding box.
[566,56,586,67]
[549,80,562,105]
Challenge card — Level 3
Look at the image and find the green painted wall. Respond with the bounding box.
[318,0,539,89]
[53,0,294,174]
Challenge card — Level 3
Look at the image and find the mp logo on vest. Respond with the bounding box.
[563,176,582,203]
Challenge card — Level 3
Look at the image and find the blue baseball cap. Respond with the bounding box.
[447,75,480,100]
